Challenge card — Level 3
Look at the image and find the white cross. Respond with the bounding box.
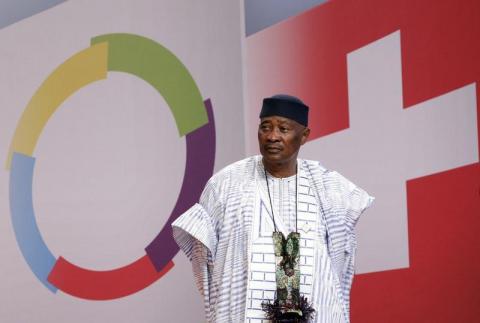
[301,31,479,274]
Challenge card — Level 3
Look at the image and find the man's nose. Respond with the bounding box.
[266,128,280,141]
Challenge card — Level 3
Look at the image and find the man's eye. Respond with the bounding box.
[280,127,289,133]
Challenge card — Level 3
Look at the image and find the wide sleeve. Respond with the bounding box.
[172,204,218,311]
[171,177,224,303]
[330,171,374,317]
[332,172,375,235]
[172,203,217,263]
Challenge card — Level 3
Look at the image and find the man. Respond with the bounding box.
[172,94,374,323]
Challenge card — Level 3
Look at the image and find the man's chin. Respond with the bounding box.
[261,154,285,164]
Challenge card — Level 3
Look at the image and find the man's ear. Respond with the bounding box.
[300,127,310,145]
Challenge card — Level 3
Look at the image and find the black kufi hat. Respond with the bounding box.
[260,94,309,126]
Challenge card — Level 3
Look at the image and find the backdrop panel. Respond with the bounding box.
[245,0,480,321]
[0,0,243,322]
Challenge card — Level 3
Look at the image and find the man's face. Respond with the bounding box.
[258,116,310,167]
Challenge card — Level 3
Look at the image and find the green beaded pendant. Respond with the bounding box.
[261,231,314,322]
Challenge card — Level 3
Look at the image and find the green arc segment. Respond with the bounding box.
[91,33,207,136]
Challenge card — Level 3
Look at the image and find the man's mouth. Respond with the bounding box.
[265,145,282,152]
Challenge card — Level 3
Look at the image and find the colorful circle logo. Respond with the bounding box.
[5,33,215,300]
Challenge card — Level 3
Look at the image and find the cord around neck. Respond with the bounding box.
[264,164,298,233]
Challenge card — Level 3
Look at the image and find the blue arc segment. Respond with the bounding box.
[10,153,57,292]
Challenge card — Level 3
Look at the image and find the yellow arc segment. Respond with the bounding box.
[5,42,109,169]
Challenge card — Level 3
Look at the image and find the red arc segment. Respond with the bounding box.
[48,255,173,300]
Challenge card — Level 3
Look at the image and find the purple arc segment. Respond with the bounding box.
[145,99,216,271]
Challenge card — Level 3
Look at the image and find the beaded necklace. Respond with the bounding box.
[262,164,315,322]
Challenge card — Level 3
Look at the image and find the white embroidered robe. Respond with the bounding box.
[172,156,374,322]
